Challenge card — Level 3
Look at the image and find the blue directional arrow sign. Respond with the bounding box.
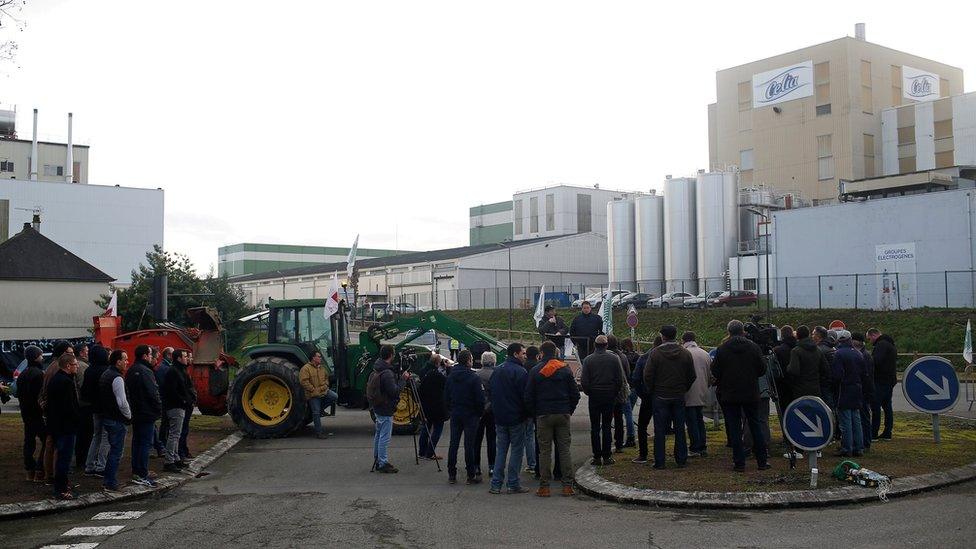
[783,396,835,452]
[902,356,960,414]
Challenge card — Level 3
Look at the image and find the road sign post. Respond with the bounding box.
[902,356,960,443]
[783,396,835,488]
[626,305,638,340]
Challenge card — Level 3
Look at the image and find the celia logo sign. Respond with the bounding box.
[752,61,814,109]
[903,66,940,102]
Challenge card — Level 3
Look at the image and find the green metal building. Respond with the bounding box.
[218,242,415,278]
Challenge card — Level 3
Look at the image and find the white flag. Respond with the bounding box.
[533,285,546,325]
[346,234,359,280]
[104,290,118,317]
[325,275,340,318]
[965,319,973,365]
[601,288,613,335]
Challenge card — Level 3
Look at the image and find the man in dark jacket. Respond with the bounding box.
[17,345,46,481]
[569,301,603,360]
[522,345,540,473]
[711,320,770,472]
[489,343,530,494]
[73,343,93,472]
[537,306,568,353]
[852,333,875,451]
[629,335,661,464]
[643,325,696,469]
[772,326,796,441]
[831,331,869,457]
[813,326,836,408]
[579,335,622,465]
[418,355,449,460]
[524,341,580,497]
[161,350,194,472]
[444,349,485,484]
[369,345,409,474]
[868,328,897,440]
[99,350,132,492]
[787,326,829,399]
[81,345,111,476]
[125,345,162,487]
[46,354,82,499]
[154,347,174,458]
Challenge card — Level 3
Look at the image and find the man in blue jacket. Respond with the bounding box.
[489,343,529,494]
[831,331,869,457]
[444,350,485,485]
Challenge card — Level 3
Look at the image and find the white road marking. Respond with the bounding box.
[40,544,100,549]
[61,526,125,536]
[91,511,146,520]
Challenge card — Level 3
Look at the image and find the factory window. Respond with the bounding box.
[576,193,592,233]
[545,193,555,231]
[513,199,523,235]
[899,156,916,173]
[891,65,902,106]
[743,279,757,291]
[863,134,876,178]
[860,60,873,114]
[739,149,754,171]
[897,126,915,146]
[529,196,539,233]
[940,78,949,98]
[815,61,830,116]
[817,134,834,181]
[0,160,12,172]
[43,164,64,177]
[935,151,954,169]
[738,81,751,111]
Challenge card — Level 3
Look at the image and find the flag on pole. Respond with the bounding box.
[104,290,118,317]
[325,275,341,319]
[346,234,359,280]
[964,319,973,365]
[601,288,613,335]
[533,285,546,326]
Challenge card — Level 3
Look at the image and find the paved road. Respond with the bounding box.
[3,401,976,549]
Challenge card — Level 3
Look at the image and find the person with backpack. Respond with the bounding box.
[367,345,410,473]
[444,349,486,484]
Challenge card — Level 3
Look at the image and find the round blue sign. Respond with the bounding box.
[782,396,835,452]
[902,356,960,414]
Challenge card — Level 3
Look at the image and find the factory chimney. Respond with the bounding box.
[30,108,38,181]
[855,23,866,41]
[66,113,74,183]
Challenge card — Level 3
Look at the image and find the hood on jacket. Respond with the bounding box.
[540,358,567,378]
[654,341,686,360]
[89,345,110,368]
[797,338,818,352]
[373,358,394,373]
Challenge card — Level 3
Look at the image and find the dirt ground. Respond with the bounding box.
[0,414,237,504]
[599,412,976,492]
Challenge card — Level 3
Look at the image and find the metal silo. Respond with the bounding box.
[695,170,739,293]
[635,192,665,296]
[663,176,698,294]
[606,199,637,291]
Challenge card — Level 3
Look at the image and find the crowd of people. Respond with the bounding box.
[364,300,900,495]
[16,342,199,500]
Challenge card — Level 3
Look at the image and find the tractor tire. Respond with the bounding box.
[368,381,421,436]
[229,356,307,439]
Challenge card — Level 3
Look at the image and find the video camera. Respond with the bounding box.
[744,314,779,355]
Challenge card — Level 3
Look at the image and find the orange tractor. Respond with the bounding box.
[93,307,237,416]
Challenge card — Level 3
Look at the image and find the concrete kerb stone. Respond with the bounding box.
[0,431,244,521]
[574,461,976,509]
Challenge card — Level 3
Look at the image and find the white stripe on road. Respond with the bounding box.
[40,544,100,549]
[91,511,146,520]
[61,526,125,536]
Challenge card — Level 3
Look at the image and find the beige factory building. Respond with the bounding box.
[708,26,964,203]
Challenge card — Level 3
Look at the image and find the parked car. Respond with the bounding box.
[682,291,723,309]
[614,292,652,309]
[646,292,695,309]
[388,302,421,315]
[573,290,627,309]
[708,290,758,307]
[403,329,441,353]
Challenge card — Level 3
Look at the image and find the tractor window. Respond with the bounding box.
[299,306,332,349]
[274,308,299,344]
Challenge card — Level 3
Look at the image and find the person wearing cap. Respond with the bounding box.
[830,330,869,457]
[644,326,696,469]
[17,345,47,481]
[537,305,568,356]
[579,334,623,466]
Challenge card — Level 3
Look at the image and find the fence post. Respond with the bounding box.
[896,272,902,310]
[945,271,949,308]
[818,275,823,309]
[854,273,859,310]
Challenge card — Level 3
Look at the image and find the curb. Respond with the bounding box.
[0,431,244,521]
[574,460,976,509]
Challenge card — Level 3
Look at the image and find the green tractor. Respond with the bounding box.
[228,299,506,438]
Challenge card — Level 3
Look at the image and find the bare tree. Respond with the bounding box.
[0,0,26,65]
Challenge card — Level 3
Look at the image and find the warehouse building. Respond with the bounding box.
[217,243,416,277]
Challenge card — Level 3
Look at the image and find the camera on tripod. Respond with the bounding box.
[744,314,779,354]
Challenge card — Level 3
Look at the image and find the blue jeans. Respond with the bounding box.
[652,397,687,467]
[131,421,155,479]
[373,415,393,467]
[179,405,192,458]
[102,419,127,489]
[839,408,864,454]
[491,422,527,490]
[523,419,536,468]
[447,414,480,479]
[54,433,76,495]
[721,402,768,468]
[686,406,707,453]
[624,389,638,439]
[308,390,338,434]
[872,383,894,439]
[85,413,111,473]
[419,421,444,458]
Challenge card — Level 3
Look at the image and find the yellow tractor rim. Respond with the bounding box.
[242,374,292,427]
[392,386,419,426]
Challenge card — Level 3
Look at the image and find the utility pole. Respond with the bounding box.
[499,240,514,331]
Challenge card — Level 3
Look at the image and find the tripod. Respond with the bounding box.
[408,376,441,472]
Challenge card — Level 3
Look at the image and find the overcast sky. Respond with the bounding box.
[3,1,974,274]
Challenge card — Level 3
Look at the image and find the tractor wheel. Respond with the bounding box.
[369,382,421,435]
[229,356,307,438]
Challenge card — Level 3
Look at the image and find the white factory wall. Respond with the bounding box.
[512,186,631,240]
[0,179,163,282]
[0,280,109,339]
[953,93,976,165]
[772,188,976,309]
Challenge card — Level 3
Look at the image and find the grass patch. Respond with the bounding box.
[598,412,976,493]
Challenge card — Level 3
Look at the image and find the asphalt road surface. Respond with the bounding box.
[3,399,975,549]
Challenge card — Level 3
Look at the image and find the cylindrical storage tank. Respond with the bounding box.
[695,170,739,293]
[739,187,773,246]
[606,199,637,292]
[635,193,665,297]
[663,176,697,294]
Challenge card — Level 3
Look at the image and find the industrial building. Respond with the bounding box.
[708,24,964,203]
[0,107,89,184]
[229,232,609,310]
[881,91,976,174]
[469,201,514,246]
[217,243,416,277]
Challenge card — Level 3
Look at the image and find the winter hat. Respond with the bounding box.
[837,330,852,342]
